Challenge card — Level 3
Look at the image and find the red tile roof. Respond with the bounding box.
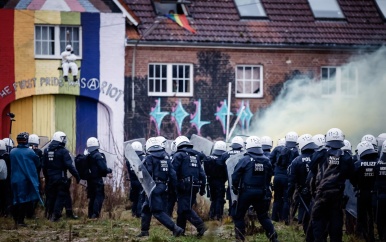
[125,0,386,48]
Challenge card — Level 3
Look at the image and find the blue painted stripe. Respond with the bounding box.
[80,12,100,101]
[76,96,98,154]
[78,0,99,12]
[15,0,33,9]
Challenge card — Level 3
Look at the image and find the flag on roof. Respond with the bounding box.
[166,14,196,34]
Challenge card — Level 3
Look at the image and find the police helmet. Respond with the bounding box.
[146,137,163,152]
[277,138,285,147]
[28,134,39,146]
[212,140,227,156]
[341,140,352,152]
[357,141,377,158]
[0,140,6,151]
[2,138,14,147]
[361,134,378,152]
[231,136,244,149]
[175,136,193,149]
[285,131,298,148]
[16,132,29,144]
[245,136,263,154]
[131,141,143,152]
[52,131,67,145]
[86,137,100,152]
[261,136,273,150]
[382,140,386,154]
[325,128,345,149]
[298,134,318,151]
[312,134,326,148]
[377,133,386,148]
[156,136,167,149]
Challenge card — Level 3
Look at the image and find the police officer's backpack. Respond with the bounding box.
[0,159,7,180]
[75,154,91,180]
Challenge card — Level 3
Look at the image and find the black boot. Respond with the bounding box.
[173,225,184,237]
[64,76,68,82]
[73,76,78,82]
[66,210,78,219]
[136,231,149,237]
[197,223,208,237]
[269,231,279,242]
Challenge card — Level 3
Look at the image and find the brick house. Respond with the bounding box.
[123,0,386,142]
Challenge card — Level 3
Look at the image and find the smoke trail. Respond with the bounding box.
[249,47,386,148]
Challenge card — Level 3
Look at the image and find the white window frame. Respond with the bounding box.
[321,66,358,98]
[148,63,194,97]
[235,65,264,98]
[234,0,266,18]
[308,0,344,19]
[34,25,82,59]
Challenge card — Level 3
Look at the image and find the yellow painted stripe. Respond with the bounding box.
[35,60,61,95]
[55,95,76,153]
[35,10,61,24]
[14,10,36,100]
[9,97,33,140]
[33,95,55,139]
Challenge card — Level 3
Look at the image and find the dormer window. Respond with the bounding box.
[235,0,266,18]
[153,0,189,16]
[308,0,344,19]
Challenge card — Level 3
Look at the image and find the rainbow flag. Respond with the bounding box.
[166,14,196,34]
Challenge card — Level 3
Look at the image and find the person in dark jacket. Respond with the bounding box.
[10,132,42,227]
[287,134,317,235]
[309,128,354,242]
[173,135,207,236]
[0,139,11,217]
[126,141,145,218]
[375,140,386,241]
[136,137,184,237]
[232,136,278,242]
[203,140,227,220]
[43,131,80,222]
[86,137,112,219]
[351,141,378,241]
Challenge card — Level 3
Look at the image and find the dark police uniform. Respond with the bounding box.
[232,149,277,242]
[204,149,227,220]
[126,150,145,218]
[87,149,112,218]
[375,153,386,241]
[351,151,378,241]
[310,148,353,242]
[173,146,207,235]
[43,141,80,221]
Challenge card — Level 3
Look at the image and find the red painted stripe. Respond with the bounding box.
[178,14,196,33]
[27,0,46,10]
[65,0,85,12]
[0,9,15,138]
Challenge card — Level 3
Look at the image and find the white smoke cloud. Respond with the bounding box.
[248,47,386,149]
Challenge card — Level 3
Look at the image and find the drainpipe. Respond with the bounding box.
[128,21,160,119]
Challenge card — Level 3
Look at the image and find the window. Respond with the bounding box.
[148,63,193,96]
[35,25,82,58]
[375,0,386,19]
[153,0,188,15]
[321,66,358,97]
[235,0,266,18]
[308,0,344,19]
[235,65,263,98]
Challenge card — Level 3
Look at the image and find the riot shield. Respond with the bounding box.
[344,179,357,218]
[123,138,146,152]
[165,139,174,155]
[226,152,245,203]
[100,149,116,170]
[124,143,156,199]
[190,134,213,156]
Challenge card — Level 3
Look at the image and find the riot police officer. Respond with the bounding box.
[271,131,299,223]
[173,135,207,236]
[287,134,317,234]
[204,140,227,220]
[309,128,354,242]
[231,136,278,242]
[351,141,378,241]
[375,140,386,241]
[137,137,183,237]
[166,139,178,216]
[0,139,11,217]
[43,131,80,222]
[86,137,112,219]
[261,136,273,158]
[126,141,145,218]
